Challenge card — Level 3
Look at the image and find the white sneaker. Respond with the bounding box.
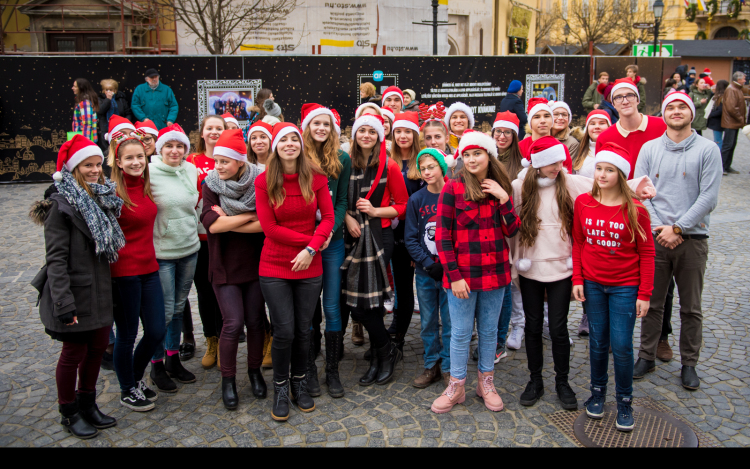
[384,298,394,312]
[507,326,524,350]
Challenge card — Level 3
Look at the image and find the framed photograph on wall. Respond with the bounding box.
[525,74,565,109]
[197,79,262,130]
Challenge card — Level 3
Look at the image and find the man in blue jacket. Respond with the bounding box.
[131,69,179,130]
[499,80,528,139]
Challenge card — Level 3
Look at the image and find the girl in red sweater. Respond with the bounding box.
[108,132,165,412]
[341,114,409,387]
[255,123,335,421]
[572,142,654,433]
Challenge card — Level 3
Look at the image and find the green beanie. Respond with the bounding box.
[417,148,448,177]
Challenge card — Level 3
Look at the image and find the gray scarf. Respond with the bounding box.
[54,169,125,263]
[204,163,262,215]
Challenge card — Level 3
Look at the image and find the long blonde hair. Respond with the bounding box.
[302,117,342,179]
[519,168,573,247]
[265,135,322,208]
[390,128,421,180]
[419,120,454,155]
[110,139,153,208]
[590,169,649,243]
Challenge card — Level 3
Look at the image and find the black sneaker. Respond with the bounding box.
[137,379,158,402]
[120,388,155,412]
[150,360,177,393]
[519,380,544,406]
[556,382,578,410]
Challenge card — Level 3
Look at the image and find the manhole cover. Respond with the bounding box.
[573,405,698,448]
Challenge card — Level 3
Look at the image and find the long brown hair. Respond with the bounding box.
[419,120,454,154]
[350,133,382,171]
[74,78,99,112]
[390,128,421,180]
[302,117,343,179]
[110,139,154,208]
[192,115,226,155]
[493,129,524,179]
[573,132,593,172]
[519,168,574,248]
[256,88,273,120]
[72,164,106,198]
[459,152,512,203]
[265,134,322,208]
[247,129,270,165]
[590,168,649,243]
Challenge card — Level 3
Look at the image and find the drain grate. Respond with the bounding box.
[547,397,721,448]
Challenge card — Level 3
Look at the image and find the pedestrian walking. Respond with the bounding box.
[706,80,728,149]
[719,72,747,175]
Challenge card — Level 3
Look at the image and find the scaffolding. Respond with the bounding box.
[0,1,178,54]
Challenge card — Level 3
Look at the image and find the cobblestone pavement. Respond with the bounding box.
[1,135,749,448]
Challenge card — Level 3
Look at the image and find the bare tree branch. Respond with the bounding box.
[535,2,561,47]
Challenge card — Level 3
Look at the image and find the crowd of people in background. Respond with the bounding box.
[41,64,735,439]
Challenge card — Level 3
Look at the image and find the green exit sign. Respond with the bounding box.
[633,44,674,57]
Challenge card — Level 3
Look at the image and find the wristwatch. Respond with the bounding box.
[672,224,682,235]
[305,246,316,257]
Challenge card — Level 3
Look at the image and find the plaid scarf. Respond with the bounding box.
[340,156,392,310]
[54,169,125,263]
[204,163,262,215]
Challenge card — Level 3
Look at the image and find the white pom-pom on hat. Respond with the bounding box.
[517,258,532,272]
[566,257,573,270]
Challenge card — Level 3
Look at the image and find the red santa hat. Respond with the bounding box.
[381,86,404,107]
[213,129,247,162]
[271,122,302,153]
[300,103,341,135]
[248,121,273,140]
[444,102,475,130]
[391,112,420,134]
[380,107,395,124]
[529,136,568,169]
[549,101,572,120]
[155,123,191,155]
[492,110,520,135]
[106,115,135,142]
[595,142,632,177]
[134,119,158,137]
[52,134,103,181]
[457,129,498,158]
[221,113,240,128]
[703,68,712,75]
[355,102,383,119]
[661,91,695,122]
[610,78,639,101]
[585,109,612,128]
[527,97,552,122]
[351,114,385,142]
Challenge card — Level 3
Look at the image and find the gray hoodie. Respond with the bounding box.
[634,130,722,235]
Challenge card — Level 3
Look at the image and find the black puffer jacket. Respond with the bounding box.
[707,99,724,131]
[30,185,114,336]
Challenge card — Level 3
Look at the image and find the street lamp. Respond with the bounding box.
[653,0,664,57]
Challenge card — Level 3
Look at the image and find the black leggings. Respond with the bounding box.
[391,236,415,337]
[520,275,572,384]
[350,227,394,350]
[182,241,223,338]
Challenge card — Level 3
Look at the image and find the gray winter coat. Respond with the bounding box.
[30,189,114,334]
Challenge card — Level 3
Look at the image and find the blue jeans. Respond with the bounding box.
[112,271,166,391]
[496,286,512,344]
[321,238,345,332]
[713,130,723,149]
[584,280,639,398]
[153,252,198,360]
[415,271,450,373]
[448,286,506,379]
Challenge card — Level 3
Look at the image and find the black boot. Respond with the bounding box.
[681,365,700,390]
[375,341,402,385]
[306,339,321,397]
[633,358,655,379]
[337,329,345,361]
[59,402,98,439]
[222,376,238,410]
[325,331,345,398]
[290,375,316,412]
[77,392,116,429]
[248,368,267,399]
[386,315,398,336]
[150,360,177,393]
[165,353,196,383]
[394,333,406,355]
[519,380,545,406]
[359,346,378,386]
[272,380,290,421]
[555,381,578,410]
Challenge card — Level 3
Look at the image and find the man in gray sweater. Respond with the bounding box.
[633,91,722,390]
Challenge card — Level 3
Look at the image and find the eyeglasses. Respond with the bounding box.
[420,164,439,173]
[494,130,514,138]
[613,93,638,104]
[553,112,569,119]
[140,137,154,144]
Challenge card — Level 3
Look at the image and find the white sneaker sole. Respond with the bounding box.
[120,400,155,412]
[494,351,508,364]
[586,408,604,419]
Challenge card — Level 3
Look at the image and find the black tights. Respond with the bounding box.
[391,239,415,337]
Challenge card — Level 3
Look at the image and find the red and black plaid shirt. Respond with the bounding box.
[436,177,520,291]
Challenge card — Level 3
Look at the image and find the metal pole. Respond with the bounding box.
[120,0,126,54]
[653,19,659,58]
[432,0,438,56]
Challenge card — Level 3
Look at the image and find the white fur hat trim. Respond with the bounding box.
[444,102,475,130]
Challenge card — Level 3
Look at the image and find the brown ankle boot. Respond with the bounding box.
[412,362,442,388]
[351,321,365,346]
[656,339,673,362]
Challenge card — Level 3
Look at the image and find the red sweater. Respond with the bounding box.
[572,193,655,301]
[110,173,160,278]
[255,172,335,279]
[187,153,214,241]
[519,135,573,173]
[595,116,667,179]
[377,158,409,227]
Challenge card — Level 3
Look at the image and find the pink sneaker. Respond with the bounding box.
[431,376,466,414]
[476,371,504,411]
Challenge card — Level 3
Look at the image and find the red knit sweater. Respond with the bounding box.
[255,172,335,279]
[595,116,667,179]
[187,153,214,241]
[571,193,655,301]
[110,173,159,278]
